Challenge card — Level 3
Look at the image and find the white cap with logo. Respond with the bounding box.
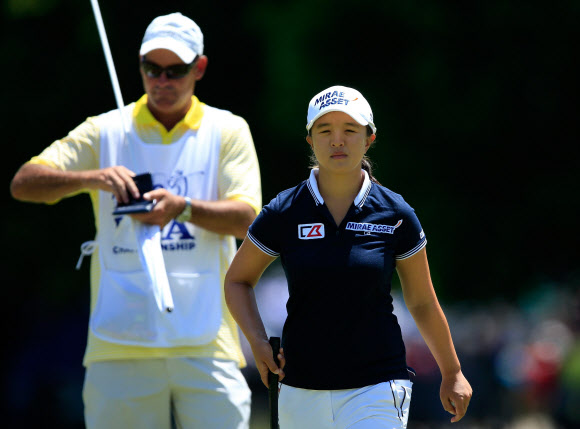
[140,12,203,64]
[306,85,376,134]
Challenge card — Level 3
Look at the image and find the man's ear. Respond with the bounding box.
[194,55,208,80]
[306,135,313,148]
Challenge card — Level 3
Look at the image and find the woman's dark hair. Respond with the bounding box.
[308,124,381,185]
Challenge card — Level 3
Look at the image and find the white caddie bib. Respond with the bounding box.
[89,104,226,347]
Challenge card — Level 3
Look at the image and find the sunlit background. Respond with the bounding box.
[2,1,579,428]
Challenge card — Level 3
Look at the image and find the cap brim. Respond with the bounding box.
[306,107,375,133]
[140,38,196,63]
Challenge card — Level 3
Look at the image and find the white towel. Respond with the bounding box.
[137,223,174,313]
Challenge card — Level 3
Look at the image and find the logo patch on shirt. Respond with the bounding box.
[298,223,325,239]
[346,219,403,234]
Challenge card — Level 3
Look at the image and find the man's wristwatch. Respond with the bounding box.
[176,196,192,223]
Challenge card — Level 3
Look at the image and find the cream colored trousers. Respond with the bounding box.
[83,357,251,429]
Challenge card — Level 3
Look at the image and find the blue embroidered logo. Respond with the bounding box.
[313,90,352,111]
[345,219,403,234]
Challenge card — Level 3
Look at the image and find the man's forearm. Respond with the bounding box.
[187,199,256,239]
[10,163,93,203]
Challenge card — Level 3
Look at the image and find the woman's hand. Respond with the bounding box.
[250,338,286,387]
[440,370,472,423]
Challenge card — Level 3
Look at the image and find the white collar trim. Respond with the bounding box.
[307,169,324,205]
[354,170,372,207]
[307,168,372,207]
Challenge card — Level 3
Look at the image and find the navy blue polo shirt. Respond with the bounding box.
[248,169,427,390]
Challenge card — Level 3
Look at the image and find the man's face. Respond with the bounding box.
[140,49,204,121]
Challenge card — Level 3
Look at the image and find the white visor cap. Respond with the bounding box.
[306,85,376,134]
[140,12,203,64]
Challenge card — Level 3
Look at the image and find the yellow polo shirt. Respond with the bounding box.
[30,95,261,367]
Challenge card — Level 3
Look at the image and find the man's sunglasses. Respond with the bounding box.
[140,57,198,79]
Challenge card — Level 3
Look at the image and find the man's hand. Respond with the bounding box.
[130,188,184,228]
[92,166,139,204]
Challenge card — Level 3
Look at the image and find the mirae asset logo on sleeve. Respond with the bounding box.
[298,220,404,240]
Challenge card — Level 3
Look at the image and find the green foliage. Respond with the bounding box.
[4,0,60,17]
[4,0,579,305]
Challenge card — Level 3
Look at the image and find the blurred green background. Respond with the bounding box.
[2,1,579,428]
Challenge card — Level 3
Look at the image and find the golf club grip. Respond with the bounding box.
[268,336,281,429]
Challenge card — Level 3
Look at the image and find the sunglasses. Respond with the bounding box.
[140,57,197,79]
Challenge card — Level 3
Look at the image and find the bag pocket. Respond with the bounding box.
[90,269,159,344]
[159,271,222,346]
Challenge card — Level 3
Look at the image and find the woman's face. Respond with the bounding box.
[307,111,375,174]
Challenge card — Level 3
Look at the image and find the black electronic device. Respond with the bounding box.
[112,172,157,215]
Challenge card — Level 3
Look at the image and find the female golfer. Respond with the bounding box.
[225,85,472,428]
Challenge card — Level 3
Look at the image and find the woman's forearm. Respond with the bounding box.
[407,300,461,377]
[224,280,269,346]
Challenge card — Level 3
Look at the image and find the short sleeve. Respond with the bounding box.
[394,204,427,260]
[247,197,281,257]
[218,114,262,215]
[29,117,100,171]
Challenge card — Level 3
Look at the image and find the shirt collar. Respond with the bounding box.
[307,168,372,207]
[132,94,205,130]
[307,169,324,206]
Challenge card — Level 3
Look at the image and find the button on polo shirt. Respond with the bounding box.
[248,169,427,390]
